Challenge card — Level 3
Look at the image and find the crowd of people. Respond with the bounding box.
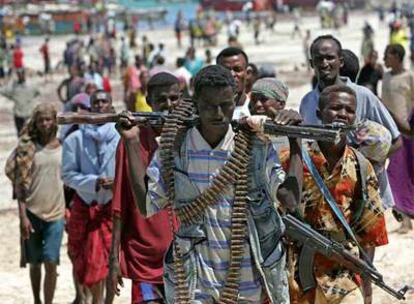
[1,3,414,304]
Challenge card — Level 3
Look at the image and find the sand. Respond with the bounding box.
[0,9,413,304]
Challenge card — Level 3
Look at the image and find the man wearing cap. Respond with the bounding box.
[249,77,292,154]
[62,89,120,304]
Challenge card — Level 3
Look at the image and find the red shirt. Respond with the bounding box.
[13,47,23,69]
[40,43,49,60]
[112,127,174,283]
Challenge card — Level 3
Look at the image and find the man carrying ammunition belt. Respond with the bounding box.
[281,85,389,304]
[117,64,303,303]
[110,72,181,303]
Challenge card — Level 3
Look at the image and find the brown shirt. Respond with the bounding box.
[26,145,65,221]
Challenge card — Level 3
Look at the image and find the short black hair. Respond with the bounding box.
[319,85,356,111]
[147,72,179,97]
[216,47,249,65]
[176,57,186,67]
[247,63,259,76]
[340,49,360,82]
[193,65,236,100]
[310,34,343,57]
[90,89,112,103]
[385,44,405,62]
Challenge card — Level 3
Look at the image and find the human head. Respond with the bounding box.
[310,35,344,85]
[205,49,212,63]
[340,49,360,82]
[317,84,357,125]
[135,55,143,68]
[90,90,113,113]
[84,81,98,96]
[187,46,196,59]
[28,103,58,141]
[146,72,181,112]
[245,62,259,93]
[71,93,91,113]
[193,65,237,144]
[176,57,186,68]
[155,55,165,66]
[384,44,405,69]
[366,50,378,65]
[250,78,289,116]
[216,47,249,95]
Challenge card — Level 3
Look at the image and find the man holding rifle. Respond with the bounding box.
[117,64,304,303]
[281,85,388,304]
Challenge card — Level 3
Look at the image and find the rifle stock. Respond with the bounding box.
[283,214,408,300]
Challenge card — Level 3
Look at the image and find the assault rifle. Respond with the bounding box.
[57,112,355,143]
[283,214,409,300]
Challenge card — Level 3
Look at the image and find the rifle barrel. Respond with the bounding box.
[57,113,353,143]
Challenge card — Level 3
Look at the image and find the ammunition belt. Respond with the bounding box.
[160,100,253,303]
[160,99,195,304]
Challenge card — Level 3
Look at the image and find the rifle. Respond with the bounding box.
[283,214,409,300]
[57,112,355,143]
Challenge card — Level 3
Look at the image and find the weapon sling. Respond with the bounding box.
[301,147,374,266]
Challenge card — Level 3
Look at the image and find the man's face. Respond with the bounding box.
[218,54,247,94]
[384,50,398,69]
[196,86,235,137]
[250,93,285,116]
[311,40,343,83]
[148,84,181,112]
[36,112,55,137]
[318,91,356,125]
[91,93,112,113]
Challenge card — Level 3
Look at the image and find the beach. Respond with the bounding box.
[0,9,413,303]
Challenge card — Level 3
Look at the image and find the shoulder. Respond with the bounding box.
[63,129,83,146]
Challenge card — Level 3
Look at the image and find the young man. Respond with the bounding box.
[382,44,414,233]
[118,65,303,303]
[283,85,388,304]
[62,90,120,304]
[110,73,181,303]
[216,47,250,119]
[5,104,65,304]
[0,70,40,135]
[299,34,401,209]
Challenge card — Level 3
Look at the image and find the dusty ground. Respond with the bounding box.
[0,9,413,304]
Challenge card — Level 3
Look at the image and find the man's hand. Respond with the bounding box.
[116,111,140,140]
[20,215,34,240]
[96,177,114,192]
[271,109,302,125]
[109,257,124,296]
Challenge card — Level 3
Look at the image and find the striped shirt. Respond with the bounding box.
[146,126,285,302]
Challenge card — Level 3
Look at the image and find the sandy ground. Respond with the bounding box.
[0,10,413,304]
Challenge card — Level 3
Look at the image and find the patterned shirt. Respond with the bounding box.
[281,142,388,303]
[146,126,285,303]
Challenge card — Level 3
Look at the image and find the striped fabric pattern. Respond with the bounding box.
[146,126,285,302]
